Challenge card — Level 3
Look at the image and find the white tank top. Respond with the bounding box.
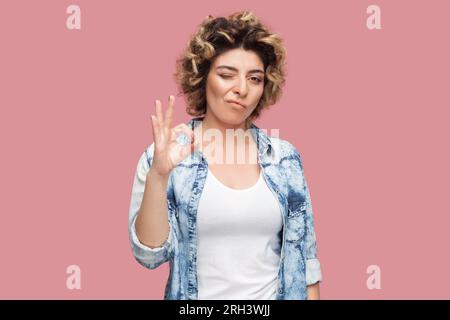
[196,167,283,300]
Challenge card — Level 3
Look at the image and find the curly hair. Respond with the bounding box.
[173,10,287,127]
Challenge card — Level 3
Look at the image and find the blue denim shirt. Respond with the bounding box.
[128,117,323,300]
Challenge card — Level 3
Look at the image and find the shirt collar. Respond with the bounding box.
[185,117,272,160]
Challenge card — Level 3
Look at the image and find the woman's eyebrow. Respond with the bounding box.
[216,65,265,74]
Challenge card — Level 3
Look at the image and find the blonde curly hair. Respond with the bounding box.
[173,10,287,127]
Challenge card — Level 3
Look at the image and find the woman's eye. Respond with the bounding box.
[219,74,262,83]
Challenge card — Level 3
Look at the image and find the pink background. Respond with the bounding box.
[0,0,449,299]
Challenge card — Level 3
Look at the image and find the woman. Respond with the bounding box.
[128,10,323,300]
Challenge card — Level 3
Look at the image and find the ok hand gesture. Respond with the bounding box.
[150,95,200,177]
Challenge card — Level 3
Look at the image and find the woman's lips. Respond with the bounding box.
[227,101,246,109]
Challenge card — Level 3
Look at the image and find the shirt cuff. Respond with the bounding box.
[306,258,323,285]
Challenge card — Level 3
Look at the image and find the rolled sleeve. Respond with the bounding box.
[306,258,323,285]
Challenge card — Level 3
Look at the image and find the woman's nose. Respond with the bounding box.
[233,76,248,96]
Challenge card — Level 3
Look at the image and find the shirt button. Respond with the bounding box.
[278,288,283,294]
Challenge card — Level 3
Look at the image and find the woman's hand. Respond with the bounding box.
[149,95,199,177]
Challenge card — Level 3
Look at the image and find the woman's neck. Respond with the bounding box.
[197,114,257,165]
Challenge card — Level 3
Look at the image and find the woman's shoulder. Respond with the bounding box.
[267,135,302,161]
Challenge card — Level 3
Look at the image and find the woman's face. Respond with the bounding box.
[205,48,265,128]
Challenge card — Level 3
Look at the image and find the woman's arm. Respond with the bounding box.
[307,283,320,300]
[135,168,171,248]
[128,146,176,270]
[129,96,196,269]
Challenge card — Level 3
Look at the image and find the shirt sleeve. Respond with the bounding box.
[128,143,176,270]
[291,145,323,286]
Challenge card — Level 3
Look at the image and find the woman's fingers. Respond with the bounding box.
[164,95,175,130]
[155,100,164,130]
[171,123,194,143]
[150,114,159,142]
